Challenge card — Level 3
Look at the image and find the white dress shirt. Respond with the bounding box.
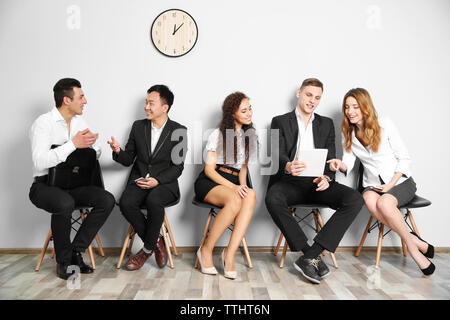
[294,108,315,158]
[150,119,168,154]
[342,117,411,187]
[29,107,101,178]
[205,128,258,170]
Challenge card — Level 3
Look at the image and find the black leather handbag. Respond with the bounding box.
[47,145,97,189]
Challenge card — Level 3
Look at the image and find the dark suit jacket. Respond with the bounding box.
[267,110,336,191]
[113,118,188,197]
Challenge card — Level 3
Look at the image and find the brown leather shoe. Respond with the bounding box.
[154,235,168,268]
[125,249,152,271]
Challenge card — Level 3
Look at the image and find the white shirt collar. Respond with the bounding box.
[151,118,168,131]
[295,107,315,125]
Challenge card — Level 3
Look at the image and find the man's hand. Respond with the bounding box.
[136,177,159,189]
[313,176,330,191]
[286,157,307,176]
[72,128,98,148]
[107,136,121,154]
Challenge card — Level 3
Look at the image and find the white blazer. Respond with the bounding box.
[342,117,412,187]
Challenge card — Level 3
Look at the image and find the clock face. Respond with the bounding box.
[150,9,198,57]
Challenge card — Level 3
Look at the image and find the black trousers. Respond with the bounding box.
[119,183,177,251]
[265,176,364,253]
[29,182,115,265]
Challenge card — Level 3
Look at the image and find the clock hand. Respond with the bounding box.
[172,22,184,35]
[173,24,176,34]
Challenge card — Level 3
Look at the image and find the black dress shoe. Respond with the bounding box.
[72,251,94,274]
[316,256,331,279]
[293,256,321,284]
[56,263,75,280]
[410,231,434,259]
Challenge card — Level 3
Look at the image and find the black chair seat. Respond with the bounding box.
[399,195,431,209]
[192,197,221,210]
[289,203,330,210]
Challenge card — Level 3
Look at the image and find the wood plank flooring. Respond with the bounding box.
[0,250,449,300]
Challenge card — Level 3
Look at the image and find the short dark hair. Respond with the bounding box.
[53,78,82,108]
[300,78,323,91]
[147,84,174,112]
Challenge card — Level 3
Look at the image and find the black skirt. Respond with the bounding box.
[194,166,240,202]
[362,177,417,207]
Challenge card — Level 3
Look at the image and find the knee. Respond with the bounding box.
[98,191,116,212]
[265,189,285,211]
[226,194,242,214]
[246,188,257,204]
[53,197,75,215]
[344,191,364,211]
[119,194,137,213]
[376,197,395,215]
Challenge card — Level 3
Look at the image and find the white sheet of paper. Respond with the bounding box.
[295,149,328,177]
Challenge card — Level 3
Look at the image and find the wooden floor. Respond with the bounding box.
[0,250,449,300]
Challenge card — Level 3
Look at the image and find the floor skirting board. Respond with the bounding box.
[1,246,450,255]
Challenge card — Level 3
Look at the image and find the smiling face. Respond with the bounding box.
[144,91,168,121]
[233,98,253,127]
[296,85,322,117]
[65,87,87,116]
[344,96,364,126]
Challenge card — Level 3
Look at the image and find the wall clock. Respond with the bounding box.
[150,9,198,57]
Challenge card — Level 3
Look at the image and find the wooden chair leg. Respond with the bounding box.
[127,232,136,256]
[241,237,252,268]
[195,211,213,268]
[95,235,105,257]
[117,225,134,269]
[407,210,421,237]
[274,233,283,256]
[164,214,178,256]
[355,216,374,257]
[280,239,288,268]
[375,223,384,267]
[35,229,52,271]
[401,240,407,257]
[315,210,338,268]
[161,222,174,268]
[51,247,55,259]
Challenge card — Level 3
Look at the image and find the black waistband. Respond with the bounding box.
[33,175,48,183]
[216,165,240,173]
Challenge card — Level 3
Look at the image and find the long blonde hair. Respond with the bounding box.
[342,88,381,153]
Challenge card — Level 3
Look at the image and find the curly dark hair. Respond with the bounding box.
[218,92,255,166]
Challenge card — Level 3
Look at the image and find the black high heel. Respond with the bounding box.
[410,231,434,259]
[420,259,435,276]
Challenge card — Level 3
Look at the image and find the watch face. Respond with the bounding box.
[150,9,198,57]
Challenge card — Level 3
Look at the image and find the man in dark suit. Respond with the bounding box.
[108,85,187,270]
[265,78,363,284]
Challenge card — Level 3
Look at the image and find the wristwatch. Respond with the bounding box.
[324,176,332,182]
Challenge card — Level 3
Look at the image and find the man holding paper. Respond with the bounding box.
[265,78,363,284]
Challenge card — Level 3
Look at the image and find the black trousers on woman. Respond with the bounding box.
[265,176,364,253]
[119,183,178,251]
[29,181,115,265]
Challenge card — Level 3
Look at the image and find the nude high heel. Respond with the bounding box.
[196,247,217,275]
[221,249,237,280]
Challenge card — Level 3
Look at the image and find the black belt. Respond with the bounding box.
[33,175,48,183]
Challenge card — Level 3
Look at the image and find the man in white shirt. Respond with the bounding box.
[29,78,115,280]
[108,85,187,271]
[265,78,364,284]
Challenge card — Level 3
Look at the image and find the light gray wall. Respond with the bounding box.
[1,0,449,250]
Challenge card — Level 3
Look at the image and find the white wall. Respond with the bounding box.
[1,0,449,250]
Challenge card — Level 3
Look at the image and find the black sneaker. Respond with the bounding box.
[72,251,94,274]
[293,256,321,284]
[316,256,331,278]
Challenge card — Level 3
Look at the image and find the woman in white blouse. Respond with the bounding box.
[328,88,435,275]
[194,92,258,279]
